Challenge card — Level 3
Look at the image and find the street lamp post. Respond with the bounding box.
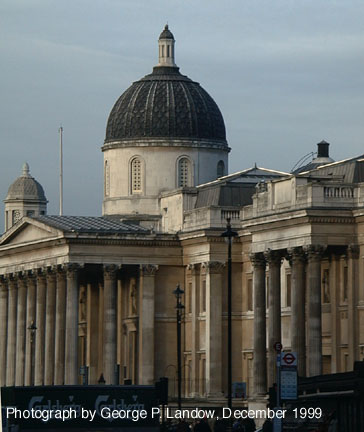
[27,321,37,385]
[173,284,184,410]
[221,218,238,413]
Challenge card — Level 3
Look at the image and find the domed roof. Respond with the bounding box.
[105,27,227,145]
[159,24,174,40]
[5,163,47,202]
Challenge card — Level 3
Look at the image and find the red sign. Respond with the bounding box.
[282,352,296,365]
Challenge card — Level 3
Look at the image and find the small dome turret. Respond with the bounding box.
[4,163,47,231]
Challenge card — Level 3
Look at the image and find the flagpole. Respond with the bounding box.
[59,126,63,216]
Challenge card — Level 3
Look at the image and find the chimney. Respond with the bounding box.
[317,140,329,158]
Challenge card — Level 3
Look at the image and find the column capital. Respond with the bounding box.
[201,261,225,274]
[287,246,306,265]
[304,244,325,262]
[35,268,47,283]
[65,263,80,278]
[0,276,7,291]
[103,264,118,280]
[347,244,359,259]
[263,249,282,266]
[46,267,57,282]
[140,264,159,276]
[249,252,266,269]
[8,274,18,287]
[187,263,199,275]
[17,272,28,289]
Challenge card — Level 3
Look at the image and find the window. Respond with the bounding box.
[188,282,192,314]
[217,160,225,177]
[200,280,206,313]
[247,278,253,311]
[26,210,35,217]
[322,269,330,304]
[104,160,110,197]
[178,157,191,187]
[286,273,291,307]
[12,210,21,225]
[343,266,348,302]
[131,158,142,193]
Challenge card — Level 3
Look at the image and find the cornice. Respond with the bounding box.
[102,138,230,152]
[66,237,181,247]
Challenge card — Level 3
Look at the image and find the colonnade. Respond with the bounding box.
[251,244,359,397]
[0,263,158,387]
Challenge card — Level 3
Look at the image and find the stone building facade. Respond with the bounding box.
[1,26,364,410]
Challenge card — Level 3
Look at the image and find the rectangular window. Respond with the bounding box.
[188,282,192,314]
[247,279,253,311]
[286,273,291,307]
[322,268,330,304]
[343,266,348,302]
[201,280,206,313]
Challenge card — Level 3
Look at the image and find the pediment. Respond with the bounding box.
[0,217,62,247]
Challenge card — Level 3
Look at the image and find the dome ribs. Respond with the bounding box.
[104,69,227,143]
[168,81,176,137]
[144,81,157,136]
[127,82,147,137]
[180,82,198,138]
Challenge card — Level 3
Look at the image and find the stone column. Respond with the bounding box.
[6,276,18,386]
[0,277,8,387]
[305,245,324,376]
[188,264,200,397]
[265,250,282,386]
[35,270,47,385]
[54,267,67,385]
[138,264,158,385]
[15,274,27,386]
[24,273,37,386]
[204,261,225,397]
[65,264,79,385]
[87,281,100,384]
[103,264,118,385]
[347,245,359,367]
[330,255,340,373]
[251,253,267,396]
[44,269,56,385]
[288,247,306,377]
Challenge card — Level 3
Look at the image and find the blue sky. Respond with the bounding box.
[1,0,363,230]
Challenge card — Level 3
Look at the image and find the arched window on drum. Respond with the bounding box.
[104,160,110,197]
[131,157,143,194]
[217,160,225,178]
[178,157,191,187]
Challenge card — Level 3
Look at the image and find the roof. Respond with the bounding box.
[105,27,226,145]
[32,215,150,234]
[5,163,47,202]
[105,67,226,144]
[297,154,364,183]
[159,24,174,40]
[197,166,289,188]
[194,166,289,208]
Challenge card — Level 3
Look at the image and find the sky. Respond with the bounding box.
[1,0,364,231]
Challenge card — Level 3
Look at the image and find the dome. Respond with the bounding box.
[159,24,174,40]
[6,163,47,202]
[105,27,227,145]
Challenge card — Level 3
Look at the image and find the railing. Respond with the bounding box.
[324,186,354,198]
[221,209,240,221]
